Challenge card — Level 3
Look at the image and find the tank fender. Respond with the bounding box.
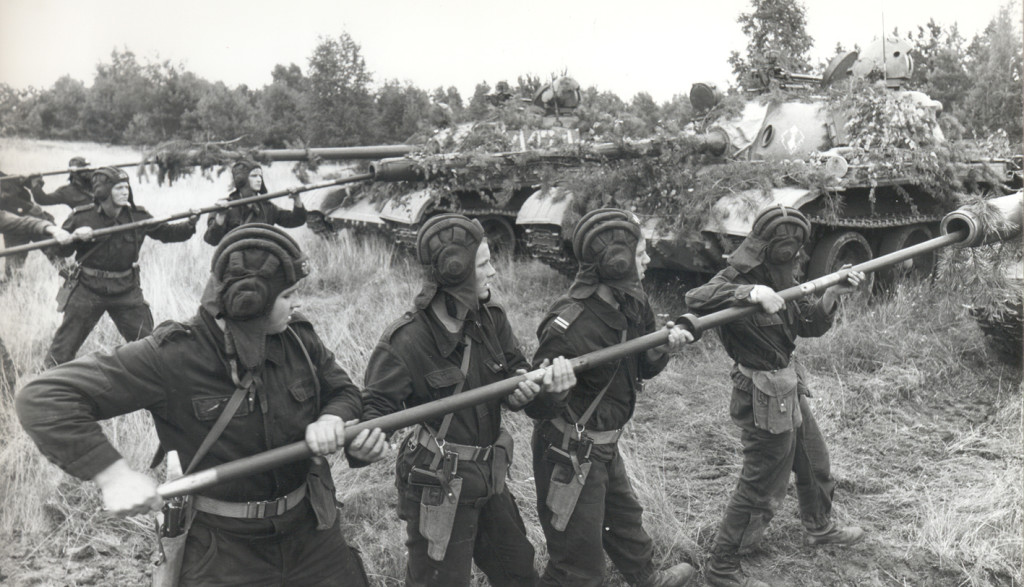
[704,187,817,237]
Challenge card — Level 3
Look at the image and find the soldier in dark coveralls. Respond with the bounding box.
[17,224,388,586]
[44,167,198,367]
[684,206,865,587]
[0,209,72,390]
[0,171,62,277]
[526,208,696,587]
[204,159,306,246]
[362,213,577,586]
[31,156,96,209]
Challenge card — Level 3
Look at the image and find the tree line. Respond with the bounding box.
[0,1,1020,150]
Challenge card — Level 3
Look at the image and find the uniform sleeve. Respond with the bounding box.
[32,185,65,206]
[203,215,228,246]
[792,296,835,338]
[0,210,52,237]
[639,302,670,380]
[684,268,756,314]
[523,316,579,420]
[146,218,196,243]
[269,202,307,229]
[361,342,414,423]
[15,338,170,480]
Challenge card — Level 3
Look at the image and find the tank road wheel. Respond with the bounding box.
[478,216,517,261]
[875,224,937,288]
[807,230,875,292]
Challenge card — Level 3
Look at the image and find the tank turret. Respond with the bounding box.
[515,46,1021,290]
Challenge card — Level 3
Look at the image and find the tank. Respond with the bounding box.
[515,38,1023,287]
[305,77,584,257]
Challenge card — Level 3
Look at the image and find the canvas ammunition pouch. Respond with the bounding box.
[79,264,139,296]
[737,363,803,434]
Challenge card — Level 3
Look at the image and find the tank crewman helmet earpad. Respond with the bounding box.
[572,208,642,281]
[416,214,485,287]
[210,224,309,320]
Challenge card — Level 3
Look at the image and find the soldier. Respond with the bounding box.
[0,208,72,391]
[525,208,696,587]
[31,156,96,209]
[17,224,387,585]
[203,159,306,246]
[684,206,865,587]
[362,213,576,586]
[0,171,60,278]
[44,167,198,367]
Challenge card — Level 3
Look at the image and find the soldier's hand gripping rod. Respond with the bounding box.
[0,173,374,258]
[157,192,1023,499]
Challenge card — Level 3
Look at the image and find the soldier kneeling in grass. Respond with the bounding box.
[17,224,388,586]
[685,206,866,587]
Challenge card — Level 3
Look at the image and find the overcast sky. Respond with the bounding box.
[0,0,1019,103]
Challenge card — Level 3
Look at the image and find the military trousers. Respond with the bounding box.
[179,500,368,587]
[45,284,154,367]
[712,388,836,558]
[396,480,538,587]
[531,427,656,587]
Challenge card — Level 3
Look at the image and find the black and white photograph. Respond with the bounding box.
[0,0,1021,585]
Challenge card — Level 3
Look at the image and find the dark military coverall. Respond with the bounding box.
[33,181,94,209]
[203,191,306,246]
[0,210,57,392]
[0,180,59,277]
[45,203,195,367]
[684,266,837,559]
[363,301,538,587]
[526,294,669,587]
[17,311,369,586]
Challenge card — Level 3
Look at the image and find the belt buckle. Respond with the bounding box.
[576,435,593,461]
[246,500,267,518]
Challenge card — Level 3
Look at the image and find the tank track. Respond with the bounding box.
[522,227,577,277]
[806,213,944,229]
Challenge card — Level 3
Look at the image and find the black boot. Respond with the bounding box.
[705,554,769,587]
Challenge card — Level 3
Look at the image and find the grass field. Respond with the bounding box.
[0,139,1021,586]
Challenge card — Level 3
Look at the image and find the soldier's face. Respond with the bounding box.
[248,169,263,192]
[475,241,497,300]
[267,285,300,333]
[635,237,650,280]
[110,183,130,206]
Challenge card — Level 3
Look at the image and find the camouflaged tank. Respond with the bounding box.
[305,77,584,257]
[516,38,1023,287]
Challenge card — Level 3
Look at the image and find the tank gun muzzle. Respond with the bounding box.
[940,192,1023,248]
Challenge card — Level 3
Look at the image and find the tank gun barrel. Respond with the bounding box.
[366,131,731,183]
[157,191,1022,499]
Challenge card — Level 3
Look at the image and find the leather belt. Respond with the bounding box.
[80,266,135,279]
[414,425,493,462]
[551,417,622,445]
[192,483,307,519]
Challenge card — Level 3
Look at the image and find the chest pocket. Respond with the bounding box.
[192,395,253,422]
[288,377,317,403]
[424,367,464,399]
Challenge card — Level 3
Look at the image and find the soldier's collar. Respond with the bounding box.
[425,306,482,357]
[584,294,628,330]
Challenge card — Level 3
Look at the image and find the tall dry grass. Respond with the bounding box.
[0,138,1020,586]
